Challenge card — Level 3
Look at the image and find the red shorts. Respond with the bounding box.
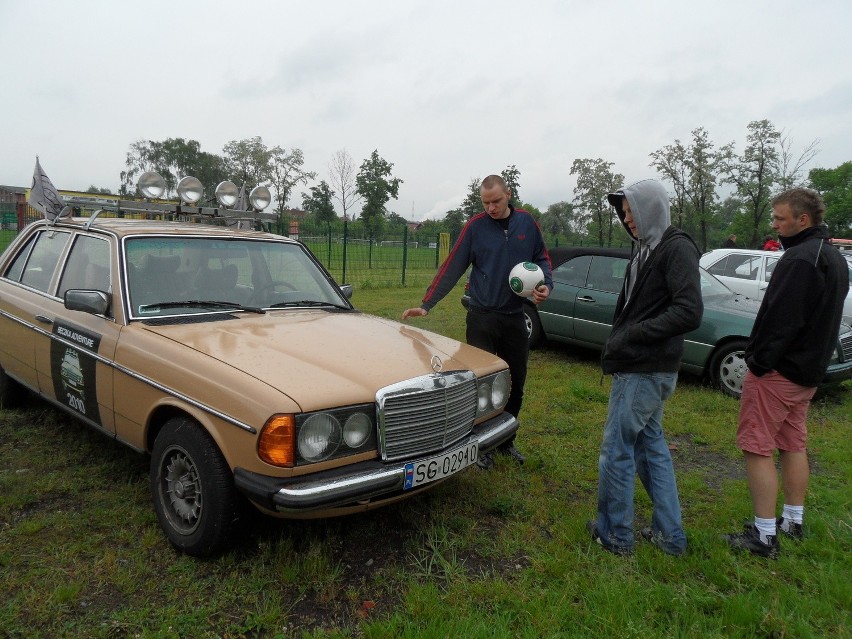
[737,370,816,456]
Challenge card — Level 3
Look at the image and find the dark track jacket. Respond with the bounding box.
[746,224,849,387]
[602,180,703,374]
[421,206,552,315]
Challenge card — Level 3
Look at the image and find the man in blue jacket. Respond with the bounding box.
[588,179,703,556]
[402,174,552,469]
[725,188,849,558]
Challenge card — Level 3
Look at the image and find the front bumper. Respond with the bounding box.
[233,411,518,514]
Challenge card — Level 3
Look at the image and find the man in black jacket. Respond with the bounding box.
[587,179,703,556]
[725,188,849,558]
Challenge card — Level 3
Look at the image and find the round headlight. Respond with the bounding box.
[177,176,203,205]
[491,371,510,409]
[297,414,341,462]
[249,185,271,211]
[138,172,166,199]
[214,181,239,208]
[343,412,372,448]
[477,381,492,413]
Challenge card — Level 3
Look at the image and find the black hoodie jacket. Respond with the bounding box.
[601,180,703,374]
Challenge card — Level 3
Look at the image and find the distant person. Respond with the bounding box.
[588,179,703,556]
[401,174,552,469]
[762,234,781,251]
[722,234,737,248]
[725,188,849,558]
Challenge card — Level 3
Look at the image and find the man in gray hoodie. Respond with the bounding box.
[587,179,703,556]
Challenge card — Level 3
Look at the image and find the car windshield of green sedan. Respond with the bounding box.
[0,168,517,556]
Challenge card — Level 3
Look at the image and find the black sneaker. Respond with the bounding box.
[587,520,632,556]
[640,527,686,556]
[497,443,526,465]
[777,517,804,540]
[476,451,495,470]
[724,523,780,559]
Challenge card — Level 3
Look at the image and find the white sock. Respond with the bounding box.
[754,517,777,544]
[781,504,804,527]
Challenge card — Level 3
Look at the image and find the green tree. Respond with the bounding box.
[222,136,272,192]
[120,138,227,198]
[442,208,466,242]
[719,119,781,248]
[501,165,521,203]
[809,161,852,237]
[301,180,337,226]
[649,139,689,228]
[86,186,113,195]
[461,178,482,219]
[685,127,722,251]
[540,201,574,238]
[571,158,624,246]
[269,147,316,216]
[356,150,403,240]
[518,201,541,220]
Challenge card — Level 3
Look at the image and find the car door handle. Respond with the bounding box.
[577,296,596,303]
[35,315,53,324]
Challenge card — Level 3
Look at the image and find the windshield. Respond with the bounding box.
[124,236,349,318]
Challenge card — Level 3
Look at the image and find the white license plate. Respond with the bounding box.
[403,441,478,490]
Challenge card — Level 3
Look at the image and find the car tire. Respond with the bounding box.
[709,339,748,399]
[0,365,27,409]
[150,417,240,556]
[525,304,543,348]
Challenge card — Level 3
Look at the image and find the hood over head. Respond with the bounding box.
[607,179,671,248]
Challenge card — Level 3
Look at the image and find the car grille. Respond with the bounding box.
[841,332,852,361]
[377,371,477,461]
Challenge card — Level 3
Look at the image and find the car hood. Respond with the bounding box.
[136,309,501,411]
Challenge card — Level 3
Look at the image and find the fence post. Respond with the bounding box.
[402,226,408,286]
[326,224,332,265]
[342,218,349,285]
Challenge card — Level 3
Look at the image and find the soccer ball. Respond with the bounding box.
[508,262,544,298]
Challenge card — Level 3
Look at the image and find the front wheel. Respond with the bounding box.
[524,304,543,348]
[0,365,27,409]
[150,417,240,556]
[709,339,748,399]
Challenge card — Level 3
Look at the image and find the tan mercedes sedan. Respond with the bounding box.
[0,194,515,556]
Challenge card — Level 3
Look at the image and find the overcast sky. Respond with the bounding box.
[2,0,850,221]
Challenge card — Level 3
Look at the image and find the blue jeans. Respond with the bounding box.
[596,372,686,554]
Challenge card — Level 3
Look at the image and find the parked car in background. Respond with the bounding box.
[0,170,517,556]
[700,247,852,326]
[463,246,852,398]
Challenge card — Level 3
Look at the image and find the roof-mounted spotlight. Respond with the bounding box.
[177,176,203,205]
[214,181,239,208]
[249,185,271,211]
[138,172,167,199]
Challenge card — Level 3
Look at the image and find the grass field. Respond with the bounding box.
[1,283,850,638]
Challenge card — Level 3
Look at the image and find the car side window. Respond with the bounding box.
[553,255,592,287]
[58,235,111,297]
[764,257,779,282]
[586,256,627,293]
[17,230,71,293]
[709,254,761,281]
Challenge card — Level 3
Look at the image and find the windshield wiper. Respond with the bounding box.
[267,299,350,310]
[138,300,266,314]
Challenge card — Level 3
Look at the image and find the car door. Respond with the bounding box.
[0,228,71,393]
[757,255,780,299]
[538,254,591,339]
[572,256,627,346]
[33,232,119,435]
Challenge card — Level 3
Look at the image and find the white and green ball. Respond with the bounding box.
[508,262,544,298]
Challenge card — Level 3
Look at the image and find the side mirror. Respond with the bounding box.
[339,284,353,300]
[65,290,110,316]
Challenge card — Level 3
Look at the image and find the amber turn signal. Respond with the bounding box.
[258,415,295,467]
